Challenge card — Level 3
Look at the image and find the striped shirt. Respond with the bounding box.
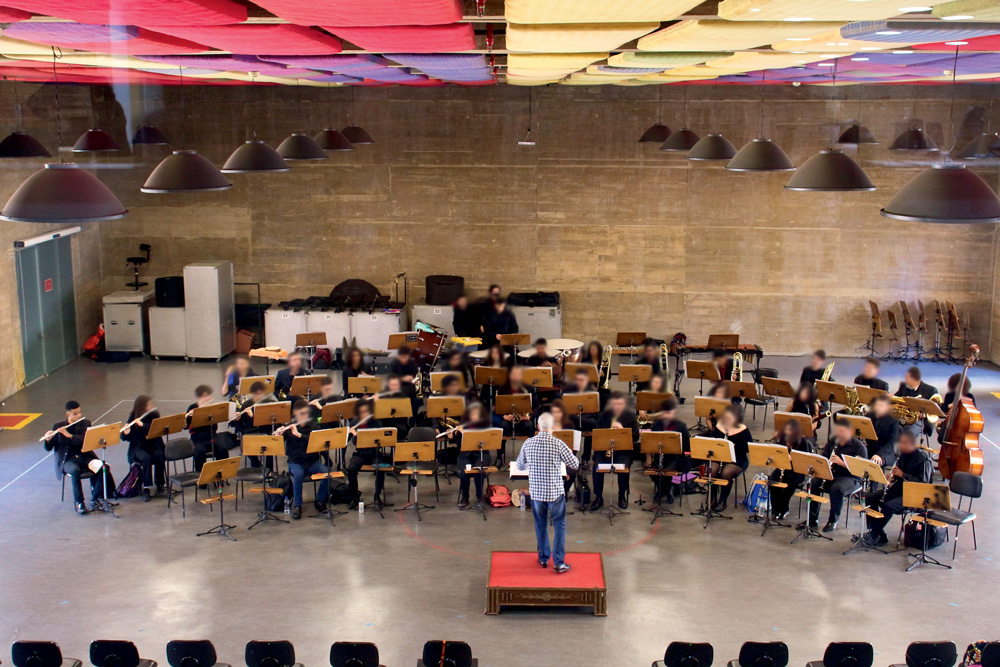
[515,431,580,502]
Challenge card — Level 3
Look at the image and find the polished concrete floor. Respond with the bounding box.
[1,354,999,667]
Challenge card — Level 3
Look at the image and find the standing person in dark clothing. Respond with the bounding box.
[589,391,639,511]
[858,430,932,546]
[804,418,869,532]
[867,395,902,468]
[281,399,327,520]
[648,398,690,505]
[854,357,889,392]
[708,404,753,512]
[274,352,308,400]
[452,295,480,347]
[186,385,227,472]
[122,395,165,502]
[769,419,814,520]
[43,400,96,514]
[483,298,518,344]
[800,349,831,386]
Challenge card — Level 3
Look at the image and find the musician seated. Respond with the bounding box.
[712,349,733,381]
[769,420,815,520]
[282,399,329,520]
[484,297,518,344]
[802,418,869,533]
[377,374,413,439]
[346,399,389,510]
[442,350,474,391]
[454,402,492,508]
[342,346,371,394]
[868,395,901,468]
[638,373,668,406]
[895,366,939,437]
[857,430,932,546]
[122,395,165,502]
[275,352,308,400]
[854,357,888,392]
[389,345,420,384]
[308,376,340,416]
[186,385,228,472]
[222,355,258,400]
[492,365,536,436]
[648,398,690,505]
[942,372,975,414]
[526,338,555,367]
[43,400,97,514]
[638,340,663,388]
[589,392,639,512]
[708,404,752,512]
[800,349,830,386]
[232,381,274,468]
[784,383,820,433]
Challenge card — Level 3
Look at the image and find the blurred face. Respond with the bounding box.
[495,302,506,313]
[294,406,310,422]
[797,387,810,402]
[721,411,736,428]
[456,296,467,309]
[509,367,523,385]
[288,355,303,372]
[252,389,265,401]
[649,376,664,392]
[906,372,919,388]
[321,383,335,398]
[898,434,917,454]
[535,344,546,355]
[575,372,589,390]
[662,408,676,421]
[610,397,625,415]
[387,378,401,393]
[236,358,249,373]
[490,287,500,299]
[443,382,459,396]
[871,399,890,418]
[468,406,483,423]
[835,424,852,442]
[358,405,371,419]
[551,407,564,423]
[66,406,82,421]
[863,362,878,379]
[811,355,824,370]
[783,423,796,441]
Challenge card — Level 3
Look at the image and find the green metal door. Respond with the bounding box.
[16,236,77,384]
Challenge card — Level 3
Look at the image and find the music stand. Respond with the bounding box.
[563,391,600,429]
[840,415,877,442]
[860,300,882,355]
[689,436,735,527]
[854,385,888,406]
[641,431,683,522]
[196,456,241,540]
[903,482,951,571]
[295,332,328,372]
[903,397,946,421]
[592,428,633,525]
[747,443,792,535]
[816,380,849,441]
[307,427,348,524]
[82,422,122,517]
[499,333,530,356]
[728,381,759,401]
[243,435,288,529]
[387,332,419,350]
[694,396,730,433]
[288,374,327,402]
[191,402,230,433]
[473,366,507,416]
[842,455,890,555]
[773,411,815,438]
[686,361,721,420]
[789,450,833,544]
[495,393,533,466]
[616,331,646,361]
[460,428,502,520]
[253,401,292,433]
[707,334,739,348]
[321,399,357,424]
[347,376,381,396]
[564,363,599,384]
[391,441,437,520]
[636,391,674,414]
[147,412,185,443]
[356,427,398,518]
[430,371,467,393]
[522,367,553,391]
[239,375,275,396]
[884,310,900,361]
[375,398,413,422]
[761,377,794,400]
[427,396,465,479]
[618,364,652,394]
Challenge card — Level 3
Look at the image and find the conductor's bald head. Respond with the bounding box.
[537,413,555,432]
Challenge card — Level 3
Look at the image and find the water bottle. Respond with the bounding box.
[283,497,290,515]
[358,501,365,514]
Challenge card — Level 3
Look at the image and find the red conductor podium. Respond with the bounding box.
[485,551,607,616]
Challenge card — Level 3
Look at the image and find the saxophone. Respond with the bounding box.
[600,344,613,390]
[821,362,835,382]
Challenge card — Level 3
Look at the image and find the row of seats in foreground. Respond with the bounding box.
[9,639,992,667]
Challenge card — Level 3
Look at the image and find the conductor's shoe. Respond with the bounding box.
[539,559,548,568]
[292,506,302,520]
[555,563,571,574]
[75,502,87,515]
[588,498,604,512]
[822,521,838,533]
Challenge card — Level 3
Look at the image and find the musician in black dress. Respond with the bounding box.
[122,395,165,502]
[804,418,869,532]
[342,346,370,395]
[859,430,932,546]
[854,357,889,392]
[784,383,821,433]
[648,398,690,505]
[43,400,96,514]
[708,404,752,512]
[589,392,639,511]
[769,419,814,520]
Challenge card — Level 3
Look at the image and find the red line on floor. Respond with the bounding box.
[397,511,489,561]
[605,519,660,556]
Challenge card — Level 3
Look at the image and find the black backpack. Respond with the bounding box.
[264,471,292,511]
[328,480,357,505]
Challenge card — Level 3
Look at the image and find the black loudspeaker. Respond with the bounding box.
[155,276,184,308]
[425,275,464,306]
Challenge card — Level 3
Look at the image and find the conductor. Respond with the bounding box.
[515,413,580,573]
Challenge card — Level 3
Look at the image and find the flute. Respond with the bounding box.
[435,420,476,439]
[39,415,86,442]
[274,416,316,436]
[348,413,375,433]
[120,408,157,433]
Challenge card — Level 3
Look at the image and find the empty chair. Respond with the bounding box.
[927,471,982,559]
[13,640,82,667]
[653,642,714,667]
[727,642,789,667]
[245,642,301,667]
[747,368,779,425]
[167,641,230,667]
[165,439,201,517]
[889,642,958,667]
[417,641,476,667]
[89,640,157,667]
[330,642,382,667]
[806,643,874,667]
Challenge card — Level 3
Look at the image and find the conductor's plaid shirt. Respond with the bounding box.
[515,431,580,502]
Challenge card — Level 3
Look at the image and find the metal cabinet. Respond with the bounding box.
[149,306,187,358]
[510,305,562,341]
[103,290,154,353]
[183,261,236,361]
[410,304,455,337]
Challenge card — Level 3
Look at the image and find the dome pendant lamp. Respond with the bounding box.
[836,84,878,145]
[1,49,126,222]
[688,82,736,161]
[315,84,354,152]
[890,127,938,151]
[957,82,1000,159]
[132,125,169,145]
[639,84,672,142]
[728,71,795,172]
[72,89,119,152]
[660,84,699,151]
[341,87,373,145]
[0,78,50,158]
[222,72,289,173]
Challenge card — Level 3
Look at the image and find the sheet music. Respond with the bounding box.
[510,462,567,478]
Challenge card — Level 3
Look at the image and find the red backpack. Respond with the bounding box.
[485,485,512,507]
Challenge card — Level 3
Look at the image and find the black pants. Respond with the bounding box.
[592,451,632,501]
[865,492,905,538]
[347,450,389,500]
[192,437,229,472]
[809,476,861,525]
[768,470,805,516]
[62,458,99,505]
[134,447,165,488]
[457,451,492,500]
[649,454,687,500]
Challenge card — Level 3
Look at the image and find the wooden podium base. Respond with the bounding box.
[485,551,607,616]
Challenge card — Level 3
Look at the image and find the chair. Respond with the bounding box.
[928,470,982,559]
[417,641,476,667]
[125,243,151,290]
[806,642,874,667]
[888,642,957,667]
[979,643,1000,667]
[89,641,157,667]
[245,642,301,667]
[726,642,788,667]
[747,368,779,426]
[653,642,713,667]
[166,641,230,667]
[61,468,96,503]
[330,642,382,667]
[165,438,201,517]
[403,426,441,502]
[12,640,82,667]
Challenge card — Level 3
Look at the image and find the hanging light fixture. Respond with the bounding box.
[314,82,354,151]
[957,83,1000,159]
[518,87,535,146]
[882,46,1000,223]
[688,82,736,161]
[728,71,795,172]
[341,86,374,144]
[890,127,938,151]
[660,84,699,151]
[132,125,169,145]
[71,86,119,152]
[785,60,875,192]
[1,49,126,222]
[836,84,878,145]
[223,72,289,173]
[277,132,328,161]
[639,85,671,142]
[0,77,50,158]
[142,67,231,193]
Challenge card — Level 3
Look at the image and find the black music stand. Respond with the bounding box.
[903,482,952,571]
[474,366,508,418]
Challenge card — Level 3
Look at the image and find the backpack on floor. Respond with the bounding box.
[743,472,770,515]
[903,518,948,549]
[264,471,292,511]
[485,485,512,507]
[312,348,333,370]
[328,480,356,505]
[116,463,144,498]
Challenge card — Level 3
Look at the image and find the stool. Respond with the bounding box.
[125,243,151,290]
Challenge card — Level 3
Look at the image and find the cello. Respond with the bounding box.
[938,344,985,479]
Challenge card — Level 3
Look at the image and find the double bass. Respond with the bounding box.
[938,344,985,479]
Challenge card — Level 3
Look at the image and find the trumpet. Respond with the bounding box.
[731,352,743,381]
[600,344,613,390]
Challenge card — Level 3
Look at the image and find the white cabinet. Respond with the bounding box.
[265,307,308,351]
[103,290,153,353]
[183,262,235,360]
[410,304,454,337]
[510,305,562,341]
[149,307,186,358]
